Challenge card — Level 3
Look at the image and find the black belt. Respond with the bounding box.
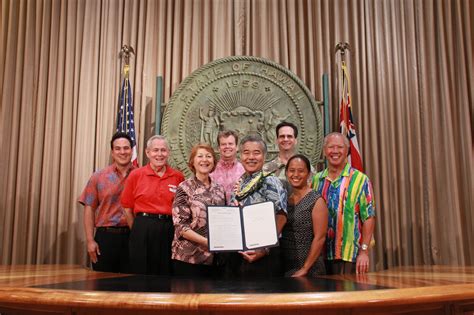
[96,226,130,233]
[136,212,172,220]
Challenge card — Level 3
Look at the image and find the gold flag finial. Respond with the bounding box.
[119,45,135,66]
[335,42,350,56]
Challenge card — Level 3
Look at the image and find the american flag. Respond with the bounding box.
[339,61,364,172]
[116,66,138,166]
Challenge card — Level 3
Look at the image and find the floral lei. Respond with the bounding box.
[234,171,272,202]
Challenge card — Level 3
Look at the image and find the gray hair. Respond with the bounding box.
[239,134,267,155]
[146,135,169,150]
[323,132,350,148]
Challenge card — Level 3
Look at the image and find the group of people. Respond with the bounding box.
[79,121,375,278]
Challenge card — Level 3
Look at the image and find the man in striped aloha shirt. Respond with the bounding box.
[312,132,375,274]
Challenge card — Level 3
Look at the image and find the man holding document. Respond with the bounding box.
[208,134,287,279]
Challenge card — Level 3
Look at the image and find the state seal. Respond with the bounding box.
[162,56,323,177]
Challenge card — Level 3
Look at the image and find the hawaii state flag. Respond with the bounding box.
[116,64,138,166]
[339,61,364,172]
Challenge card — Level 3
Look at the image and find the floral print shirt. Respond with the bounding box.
[171,176,226,265]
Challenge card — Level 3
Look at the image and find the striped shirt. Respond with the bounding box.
[311,163,375,262]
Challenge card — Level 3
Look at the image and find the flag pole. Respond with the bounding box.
[335,42,350,135]
[118,45,135,133]
[334,42,364,172]
[117,45,139,166]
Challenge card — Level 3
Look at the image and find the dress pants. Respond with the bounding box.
[172,259,215,278]
[224,247,283,279]
[326,259,356,275]
[92,227,130,273]
[129,215,174,275]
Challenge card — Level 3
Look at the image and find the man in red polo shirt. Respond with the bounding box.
[122,135,184,275]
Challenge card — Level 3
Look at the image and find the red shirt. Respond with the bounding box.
[78,164,136,227]
[121,164,184,215]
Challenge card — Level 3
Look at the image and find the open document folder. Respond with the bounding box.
[206,201,279,252]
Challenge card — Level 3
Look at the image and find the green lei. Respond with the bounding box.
[234,171,272,202]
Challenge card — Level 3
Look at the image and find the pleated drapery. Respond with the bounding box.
[1,0,473,268]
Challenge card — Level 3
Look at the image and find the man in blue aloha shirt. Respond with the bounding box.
[226,134,287,279]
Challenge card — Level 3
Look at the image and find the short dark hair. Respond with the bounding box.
[240,134,267,155]
[217,130,239,146]
[285,154,311,173]
[110,132,133,149]
[276,121,298,138]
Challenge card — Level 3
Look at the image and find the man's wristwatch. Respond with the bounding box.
[361,243,369,251]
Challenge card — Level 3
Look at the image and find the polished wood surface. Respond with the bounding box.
[0,265,473,314]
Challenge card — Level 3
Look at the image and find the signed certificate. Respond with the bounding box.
[206,201,279,252]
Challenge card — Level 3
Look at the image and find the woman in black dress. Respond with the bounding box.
[281,154,328,277]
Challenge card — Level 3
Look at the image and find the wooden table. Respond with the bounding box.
[0,264,473,314]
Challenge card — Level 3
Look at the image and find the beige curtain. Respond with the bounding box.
[1,0,472,269]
